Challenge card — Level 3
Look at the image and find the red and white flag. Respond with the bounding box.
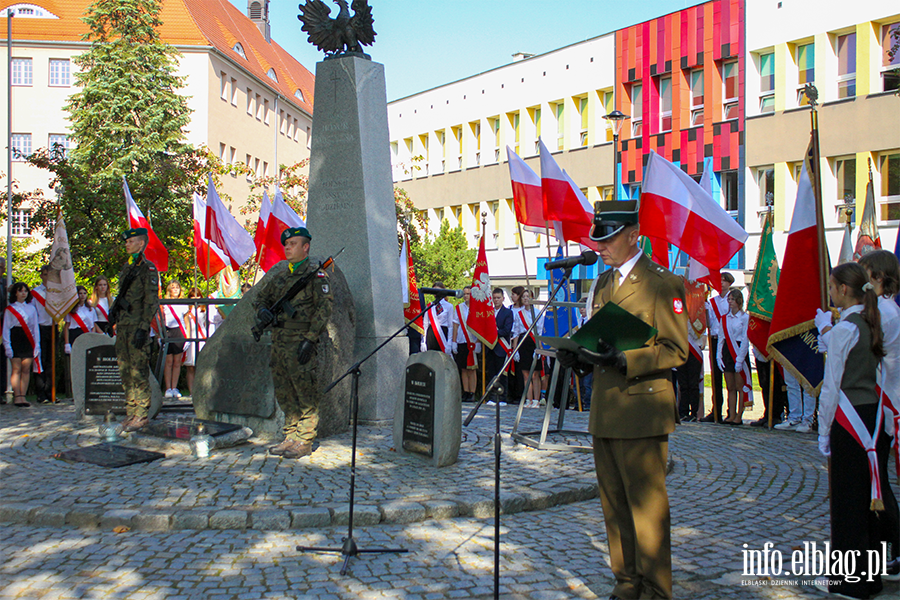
[508,147,546,233]
[640,151,747,272]
[261,188,306,271]
[467,235,498,349]
[205,176,255,270]
[687,161,723,290]
[401,234,424,334]
[254,190,272,263]
[124,176,169,272]
[193,192,228,279]
[538,139,597,250]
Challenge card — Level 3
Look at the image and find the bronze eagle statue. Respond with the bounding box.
[297,0,376,57]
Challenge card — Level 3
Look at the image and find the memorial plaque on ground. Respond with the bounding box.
[140,417,240,441]
[402,363,435,457]
[51,444,165,468]
[84,345,125,415]
[393,351,461,467]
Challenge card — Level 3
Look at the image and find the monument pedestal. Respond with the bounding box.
[307,56,406,425]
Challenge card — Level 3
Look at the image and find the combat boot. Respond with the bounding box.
[268,439,294,456]
[282,440,313,459]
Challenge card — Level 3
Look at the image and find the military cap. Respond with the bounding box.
[589,200,639,241]
[122,227,148,240]
[281,226,312,245]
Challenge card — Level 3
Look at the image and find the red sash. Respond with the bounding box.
[70,310,90,333]
[31,289,46,307]
[6,305,42,373]
[455,304,476,368]
[835,390,885,511]
[497,338,514,373]
[688,335,703,362]
[427,304,448,352]
[95,299,109,322]
[167,305,189,361]
[878,381,900,478]
[721,314,753,407]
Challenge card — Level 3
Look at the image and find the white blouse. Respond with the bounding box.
[818,305,868,438]
[162,303,190,330]
[717,310,749,366]
[93,296,112,323]
[66,304,97,332]
[3,301,41,357]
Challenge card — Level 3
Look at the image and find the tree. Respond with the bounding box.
[411,220,477,290]
[26,0,198,282]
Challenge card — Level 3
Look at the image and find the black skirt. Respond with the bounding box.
[721,348,736,372]
[166,326,186,355]
[9,327,33,359]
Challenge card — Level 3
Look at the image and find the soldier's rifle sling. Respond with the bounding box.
[265,247,345,323]
[108,265,140,325]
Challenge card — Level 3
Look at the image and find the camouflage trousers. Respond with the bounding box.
[116,325,153,418]
[270,330,319,443]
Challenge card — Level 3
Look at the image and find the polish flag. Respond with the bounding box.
[124,176,169,272]
[193,192,228,279]
[261,188,305,271]
[687,161,722,290]
[466,235,498,348]
[640,151,747,271]
[254,190,272,263]
[507,147,546,233]
[538,139,597,249]
[205,176,255,270]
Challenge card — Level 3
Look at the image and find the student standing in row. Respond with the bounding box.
[3,283,40,408]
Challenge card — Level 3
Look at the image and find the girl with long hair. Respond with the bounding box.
[3,283,40,407]
[716,288,750,424]
[90,276,115,335]
[160,281,188,398]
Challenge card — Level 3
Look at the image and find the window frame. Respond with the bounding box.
[758,52,775,114]
[630,83,642,137]
[10,208,31,237]
[722,60,739,121]
[690,69,704,126]
[879,153,900,222]
[836,32,857,99]
[10,133,31,160]
[11,57,32,86]
[48,58,70,87]
[658,76,672,133]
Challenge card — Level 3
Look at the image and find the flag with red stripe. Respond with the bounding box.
[124,176,169,272]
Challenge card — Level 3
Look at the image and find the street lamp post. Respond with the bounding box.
[604,110,627,202]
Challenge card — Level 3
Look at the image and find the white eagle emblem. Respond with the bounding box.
[470,272,492,302]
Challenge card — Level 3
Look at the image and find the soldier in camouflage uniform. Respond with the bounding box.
[113,228,160,433]
[254,227,333,459]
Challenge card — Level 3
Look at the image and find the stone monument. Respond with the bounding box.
[305,53,406,426]
[393,351,461,467]
[192,261,356,440]
[71,333,163,421]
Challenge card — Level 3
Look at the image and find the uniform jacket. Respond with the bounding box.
[493,305,513,357]
[115,253,159,331]
[255,259,333,344]
[586,253,688,439]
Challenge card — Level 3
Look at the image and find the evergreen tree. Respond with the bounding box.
[411,221,477,291]
[28,0,200,281]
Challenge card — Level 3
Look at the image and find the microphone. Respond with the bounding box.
[544,250,598,271]
[419,287,465,298]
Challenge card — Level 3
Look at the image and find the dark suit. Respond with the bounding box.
[486,305,513,396]
[587,253,688,599]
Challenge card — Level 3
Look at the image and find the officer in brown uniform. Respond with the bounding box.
[254,227,333,459]
[558,201,688,600]
[112,228,160,433]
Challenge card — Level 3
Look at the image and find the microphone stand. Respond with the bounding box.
[296,294,449,576]
[463,265,576,600]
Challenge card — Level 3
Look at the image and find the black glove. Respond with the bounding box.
[556,349,582,369]
[257,307,275,328]
[298,339,316,365]
[578,339,627,375]
[133,329,149,349]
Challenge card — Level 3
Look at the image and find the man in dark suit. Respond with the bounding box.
[485,288,513,404]
[559,200,688,600]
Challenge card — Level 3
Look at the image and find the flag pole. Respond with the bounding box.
[804,84,828,309]
[480,213,487,403]
[51,321,57,403]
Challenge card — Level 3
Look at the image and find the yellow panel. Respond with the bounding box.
[774,44,789,112]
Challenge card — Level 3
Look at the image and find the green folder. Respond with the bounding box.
[538,301,657,353]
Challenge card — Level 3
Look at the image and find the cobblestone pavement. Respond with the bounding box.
[1,402,898,599]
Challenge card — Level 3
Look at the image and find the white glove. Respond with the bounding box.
[420,339,427,353]
[451,342,458,354]
[444,343,453,355]
[717,357,725,372]
[818,435,831,457]
[64,343,72,355]
[815,309,833,334]
[514,352,520,362]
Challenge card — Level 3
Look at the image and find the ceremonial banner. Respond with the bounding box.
[401,235,424,334]
[124,176,169,272]
[767,140,826,394]
[854,171,881,260]
[687,161,722,290]
[45,213,78,322]
[507,147,546,233]
[193,192,228,279]
[747,213,779,355]
[538,139,598,250]
[466,235,498,348]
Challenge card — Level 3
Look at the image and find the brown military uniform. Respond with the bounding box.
[586,252,688,599]
[114,253,159,419]
[255,259,333,443]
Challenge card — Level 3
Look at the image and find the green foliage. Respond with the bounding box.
[411,220,476,290]
[24,0,200,283]
[0,238,48,288]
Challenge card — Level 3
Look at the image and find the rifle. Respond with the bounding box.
[252,248,344,342]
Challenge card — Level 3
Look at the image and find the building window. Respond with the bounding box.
[220,72,228,100]
[266,68,278,82]
[601,90,614,142]
[246,88,253,115]
[835,157,856,225]
[757,167,775,208]
[880,152,900,221]
[264,99,270,125]
[294,89,304,102]
[722,61,739,120]
[797,43,815,104]
[577,97,588,146]
[232,43,246,59]
[690,70,704,126]
[837,32,856,99]
[658,76,672,132]
[508,111,521,154]
[471,121,481,166]
[554,103,564,151]
[11,58,32,86]
[230,78,238,105]
[882,23,900,92]
[49,59,70,86]
[721,171,739,215]
[11,209,30,237]
[11,133,31,159]
[630,83,642,136]
[489,117,500,161]
[532,107,541,153]
[759,52,775,113]
[48,134,69,157]
[256,94,263,120]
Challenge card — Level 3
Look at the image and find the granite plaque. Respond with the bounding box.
[84,345,126,415]
[402,363,435,457]
[52,444,165,468]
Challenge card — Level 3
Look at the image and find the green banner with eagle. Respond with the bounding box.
[747,212,779,356]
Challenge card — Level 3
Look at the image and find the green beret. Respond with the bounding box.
[589,200,639,241]
[122,227,148,240]
[281,226,311,245]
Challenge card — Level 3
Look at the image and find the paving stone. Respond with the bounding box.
[171,511,210,530]
[380,502,427,524]
[66,509,100,529]
[290,507,331,528]
[422,500,459,520]
[133,513,172,531]
[100,509,140,529]
[249,510,290,530]
[330,504,381,526]
[0,503,34,524]
[209,510,248,530]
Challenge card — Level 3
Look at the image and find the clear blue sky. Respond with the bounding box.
[231,1,707,101]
